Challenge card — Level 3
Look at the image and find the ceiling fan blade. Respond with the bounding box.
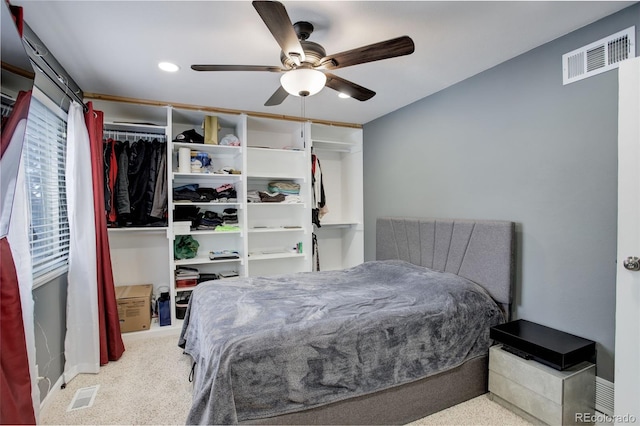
[319,36,415,70]
[252,1,305,63]
[324,72,375,101]
[264,85,289,106]
[191,65,283,72]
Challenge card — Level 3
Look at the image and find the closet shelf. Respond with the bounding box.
[312,139,360,153]
[175,229,242,236]
[107,226,168,233]
[173,201,242,208]
[104,121,167,133]
[174,256,243,267]
[316,221,361,228]
[249,227,304,233]
[247,202,307,208]
[247,146,306,155]
[173,142,242,156]
[247,173,306,180]
[248,252,306,261]
[172,172,242,179]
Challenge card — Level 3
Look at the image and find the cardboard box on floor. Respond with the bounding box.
[115,284,153,332]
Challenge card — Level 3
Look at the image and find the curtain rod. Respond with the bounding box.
[28,58,88,113]
[23,36,88,113]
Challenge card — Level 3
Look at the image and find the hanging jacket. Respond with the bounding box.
[311,153,327,227]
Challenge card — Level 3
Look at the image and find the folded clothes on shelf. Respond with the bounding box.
[247,190,261,203]
[173,184,237,203]
[268,181,300,195]
[259,191,286,203]
[222,208,238,224]
[214,224,240,232]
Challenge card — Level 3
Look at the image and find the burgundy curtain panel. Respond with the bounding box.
[84,102,125,364]
[0,91,36,424]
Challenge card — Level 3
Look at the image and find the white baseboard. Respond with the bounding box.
[39,373,65,416]
[121,322,182,342]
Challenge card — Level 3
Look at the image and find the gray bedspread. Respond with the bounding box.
[178,260,504,424]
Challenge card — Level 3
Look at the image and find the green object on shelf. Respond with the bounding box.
[174,235,200,259]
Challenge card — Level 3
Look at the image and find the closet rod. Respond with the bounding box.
[104,128,167,141]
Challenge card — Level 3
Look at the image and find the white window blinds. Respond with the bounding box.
[23,97,70,280]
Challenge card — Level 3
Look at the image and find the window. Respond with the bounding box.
[23,95,70,284]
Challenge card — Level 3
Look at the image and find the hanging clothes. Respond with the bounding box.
[150,145,168,220]
[127,139,152,225]
[104,136,167,227]
[103,138,118,224]
[312,233,320,272]
[311,153,327,227]
[114,140,130,220]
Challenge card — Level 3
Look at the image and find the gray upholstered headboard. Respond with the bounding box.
[376,217,515,319]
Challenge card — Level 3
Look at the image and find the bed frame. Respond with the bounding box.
[242,217,516,425]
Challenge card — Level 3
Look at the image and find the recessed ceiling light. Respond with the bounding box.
[158,62,180,72]
[338,93,351,99]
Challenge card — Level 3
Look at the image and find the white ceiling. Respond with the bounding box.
[11,1,635,125]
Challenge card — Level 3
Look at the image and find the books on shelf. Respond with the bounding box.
[209,250,240,260]
[176,266,199,288]
[218,270,239,278]
[175,266,199,279]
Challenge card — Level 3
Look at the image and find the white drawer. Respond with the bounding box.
[489,370,563,425]
[489,345,565,403]
[489,345,596,425]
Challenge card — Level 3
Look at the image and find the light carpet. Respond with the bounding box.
[40,334,532,425]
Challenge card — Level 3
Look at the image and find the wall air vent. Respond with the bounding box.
[563,26,635,85]
[595,376,614,416]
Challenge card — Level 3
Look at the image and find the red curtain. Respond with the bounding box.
[84,102,125,364]
[0,240,35,425]
[0,90,35,424]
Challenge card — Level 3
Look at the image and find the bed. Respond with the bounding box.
[179,217,515,425]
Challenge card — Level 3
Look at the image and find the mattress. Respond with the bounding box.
[179,260,505,424]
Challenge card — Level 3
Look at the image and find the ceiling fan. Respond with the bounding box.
[191,0,415,106]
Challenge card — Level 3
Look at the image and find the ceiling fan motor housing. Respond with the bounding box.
[281,40,326,69]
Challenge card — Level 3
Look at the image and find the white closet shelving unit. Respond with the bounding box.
[95,98,363,335]
[246,116,312,277]
[311,123,364,271]
[95,100,173,332]
[169,108,247,327]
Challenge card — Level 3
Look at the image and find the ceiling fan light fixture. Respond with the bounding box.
[280,68,326,97]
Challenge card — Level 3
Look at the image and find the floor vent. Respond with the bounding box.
[595,376,614,417]
[563,26,635,85]
[66,385,99,412]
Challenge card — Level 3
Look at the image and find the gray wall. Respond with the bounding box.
[363,4,639,382]
[33,274,67,402]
